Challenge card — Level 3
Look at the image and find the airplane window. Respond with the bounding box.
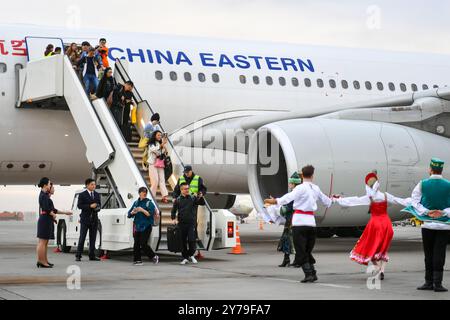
[279,77,286,86]
[422,84,429,90]
[411,83,418,92]
[266,76,273,85]
[365,81,372,90]
[155,71,163,80]
[291,77,299,87]
[329,79,336,88]
[14,63,23,71]
[341,80,348,89]
[433,84,439,88]
[376,82,384,91]
[170,71,177,81]
[304,78,311,87]
[400,83,407,92]
[253,76,260,85]
[212,73,220,83]
[198,73,206,82]
[184,72,192,82]
[317,78,324,88]
[0,63,7,73]
[388,82,395,91]
[239,75,246,84]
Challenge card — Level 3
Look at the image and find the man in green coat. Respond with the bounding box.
[277,172,302,267]
[411,158,450,292]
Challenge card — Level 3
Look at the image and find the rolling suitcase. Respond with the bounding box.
[167,225,183,253]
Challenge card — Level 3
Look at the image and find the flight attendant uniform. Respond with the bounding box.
[37,191,57,240]
[336,173,409,267]
[276,181,332,283]
[409,158,450,292]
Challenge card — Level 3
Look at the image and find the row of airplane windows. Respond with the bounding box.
[154,69,441,92]
[1,62,440,93]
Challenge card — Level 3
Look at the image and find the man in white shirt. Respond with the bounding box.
[411,158,450,292]
[265,165,333,283]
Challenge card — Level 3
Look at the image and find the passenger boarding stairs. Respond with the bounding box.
[113,60,211,251]
[14,36,230,253]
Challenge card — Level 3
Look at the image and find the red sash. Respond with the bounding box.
[294,209,314,216]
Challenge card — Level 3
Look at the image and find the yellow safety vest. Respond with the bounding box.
[179,175,200,194]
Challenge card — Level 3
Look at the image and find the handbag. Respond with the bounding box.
[131,106,137,124]
[154,157,165,168]
[164,156,173,180]
[138,137,149,149]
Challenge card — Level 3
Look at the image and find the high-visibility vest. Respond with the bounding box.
[179,175,200,194]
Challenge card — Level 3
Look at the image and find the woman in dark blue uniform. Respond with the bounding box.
[36,177,72,268]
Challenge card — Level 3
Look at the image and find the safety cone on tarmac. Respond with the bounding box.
[229,225,246,254]
[100,250,110,260]
[195,250,205,260]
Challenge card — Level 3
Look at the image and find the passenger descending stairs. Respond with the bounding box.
[128,126,173,251]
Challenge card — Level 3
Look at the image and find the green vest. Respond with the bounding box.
[179,175,200,194]
[421,178,450,210]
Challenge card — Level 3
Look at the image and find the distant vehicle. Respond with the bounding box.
[0,212,24,221]
[410,217,423,227]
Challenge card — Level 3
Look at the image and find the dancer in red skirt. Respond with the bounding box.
[335,172,410,279]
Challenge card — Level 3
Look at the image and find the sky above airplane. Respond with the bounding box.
[1,0,449,54]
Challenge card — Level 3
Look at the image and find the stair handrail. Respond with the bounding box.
[113,58,216,250]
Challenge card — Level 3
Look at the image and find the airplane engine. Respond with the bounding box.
[248,118,450,227]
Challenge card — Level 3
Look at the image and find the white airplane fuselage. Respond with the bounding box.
[1,24,450,187]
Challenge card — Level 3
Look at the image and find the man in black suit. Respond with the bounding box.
[76,178,101,261]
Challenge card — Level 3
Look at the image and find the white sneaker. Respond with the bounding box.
[189,256,198,264]
[153,255,159,264]
[133,261,144,266]
[180,259,189,265]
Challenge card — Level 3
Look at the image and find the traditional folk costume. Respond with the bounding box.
[277,172,302,268]
[276,179,333,283]
[336,173,410,279]
[403,158,450,292]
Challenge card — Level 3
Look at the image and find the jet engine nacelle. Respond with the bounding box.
[248,119,450,227]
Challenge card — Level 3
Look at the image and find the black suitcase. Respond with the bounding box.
[167,225,183,253]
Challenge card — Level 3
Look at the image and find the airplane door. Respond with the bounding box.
[380,124,419,196]
[25,36,64,62]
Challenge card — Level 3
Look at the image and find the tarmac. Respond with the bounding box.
[0,220,449,300]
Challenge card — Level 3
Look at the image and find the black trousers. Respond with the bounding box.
[179,223,196,259]
[133,226,156,262]
[76,221,98,259]
[422,228,449,277]
[292,226,317,266]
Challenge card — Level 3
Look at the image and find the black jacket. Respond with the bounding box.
[172,173,207,198]
[77,190,101,224]
[96,76,116,99]
[171,194,205,225]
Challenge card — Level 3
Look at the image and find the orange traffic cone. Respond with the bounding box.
[195,250,205,260]
[100,250,110,260]
[229,225,246,254]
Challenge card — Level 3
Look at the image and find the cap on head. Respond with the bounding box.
[288,172,302,185]
[183,165,193,173]
[430,158,444,171]
[365,172,378,187]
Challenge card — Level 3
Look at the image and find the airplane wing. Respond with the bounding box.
[239,86,450,135]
